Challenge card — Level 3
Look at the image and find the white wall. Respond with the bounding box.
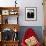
[0,0,44,26]
[0,0,15,7]
[18,0,44,26]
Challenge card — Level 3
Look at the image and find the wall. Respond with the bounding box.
[0,0,44,26]
[0,0,15,7]
[18,0,44,26]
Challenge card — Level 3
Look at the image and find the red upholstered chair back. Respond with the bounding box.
[21,28,41,46]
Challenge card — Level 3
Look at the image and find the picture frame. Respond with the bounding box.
[2,28,13,41]
[25,7,37,21]
[2,10,9,15]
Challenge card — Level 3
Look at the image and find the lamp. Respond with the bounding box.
[13,28,19,41]
[15,0,17,7]
[14,28,17,32]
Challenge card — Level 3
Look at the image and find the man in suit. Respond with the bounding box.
[27,10,34,18]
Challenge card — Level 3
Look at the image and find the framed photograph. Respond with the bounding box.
[25,7,37,21]
[2,10,9,15]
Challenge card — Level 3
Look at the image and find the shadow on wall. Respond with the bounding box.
[18,26,43,44]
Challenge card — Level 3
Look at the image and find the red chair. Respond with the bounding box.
[21,28,41,46]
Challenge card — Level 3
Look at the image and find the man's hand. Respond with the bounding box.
[25,36,38,46]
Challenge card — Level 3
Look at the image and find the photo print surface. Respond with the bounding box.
[27,9,34,18]
[25,7,37,21]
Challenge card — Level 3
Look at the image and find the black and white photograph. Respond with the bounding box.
[25,7,37,21]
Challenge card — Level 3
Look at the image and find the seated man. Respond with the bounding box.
[21,28,41,46]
